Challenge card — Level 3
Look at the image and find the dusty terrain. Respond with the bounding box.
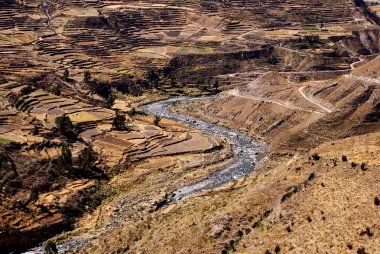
[0,0,379,254]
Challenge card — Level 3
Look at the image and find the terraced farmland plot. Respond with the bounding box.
[92,123,222,167]
[17,90,114,128]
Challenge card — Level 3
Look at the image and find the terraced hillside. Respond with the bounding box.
[0,0,373,83]
[0,1,379,254]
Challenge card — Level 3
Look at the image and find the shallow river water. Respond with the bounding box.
[143,96,265,202]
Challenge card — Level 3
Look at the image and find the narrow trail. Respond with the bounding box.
[298,86,333,113]
[224,89,324,114]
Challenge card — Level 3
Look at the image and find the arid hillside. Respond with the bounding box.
[0,0,379,254]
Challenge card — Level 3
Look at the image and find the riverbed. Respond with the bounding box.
[143,96,265,202]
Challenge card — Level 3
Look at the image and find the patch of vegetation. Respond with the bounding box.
[76,145,106,179]
[112,112,127,131]
[154,115,161,126]
[83,70,91,83]
[44,239,58,254]
[63,69,69,81]
[311,153,320,161]
[60,182,111,229]
[19,85,34,96]
[281,186,299,202]
[307,172,315,181]
[275,245,281,253]
[267,54,280,65]
[302,25,318,30]
[0,138,14,144]
[359,227,373,237]
[252,209,272,228]
[374,196,380,206]
[55,115,79,141]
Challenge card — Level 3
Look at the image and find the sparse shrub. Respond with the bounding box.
[342,155,348,162]
[128,107,136,117]
[360,163,367,171]
[106,92,116,108]
[274,245,281,253]
[265,250,272,254]
[221,249,228,254]
[346,243,353,250]
[56,142,73,173]
[44,239,58,254]
[83,70,91,83]
[267,54,280,65]
[31,125,39,135]
[360,227,373,237]
[357,247,367,254]
[176,88,184,94]
[307,216,312,222]
[112,112,127,131]
[252,209,272,228]
[351,162,358,168]
[76,145,105,179]
[7,92,19,105]
[63,69,69,81]
[332,158,337,167]
[154,115,161,126]
[55,115,78,140]
[146,69,160,89]
[374,196,380,206]
[304,35,321,44]
[281,187,299,202]
[20,85,34,96]
[286,226,292,232]
[51,84,61,96]
[311,153,320,161]
[308,172,315,181]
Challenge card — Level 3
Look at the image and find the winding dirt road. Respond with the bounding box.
[298,86,333,113]
[224,89,325,114]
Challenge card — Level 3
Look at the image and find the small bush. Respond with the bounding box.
[154,115,161,126]
[342,155,348,162]
[20,85,34,96]
[346,243,353,250]
[44,239,58,254]
[351,162,358,168]
[267,54,280,65]
[374,196,380,206]
[55,115,78,141]
[360,163,367,171]
[281,187,299,202]
[275,245,281,253]
[357,247,367,254]
[311,153,320,161]
[308,172,315,181]
[112,112,127,131]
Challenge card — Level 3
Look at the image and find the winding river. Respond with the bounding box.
[24,96,264,253]
[143,96,265,202]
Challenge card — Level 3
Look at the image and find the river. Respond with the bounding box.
[143,96,265,202]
